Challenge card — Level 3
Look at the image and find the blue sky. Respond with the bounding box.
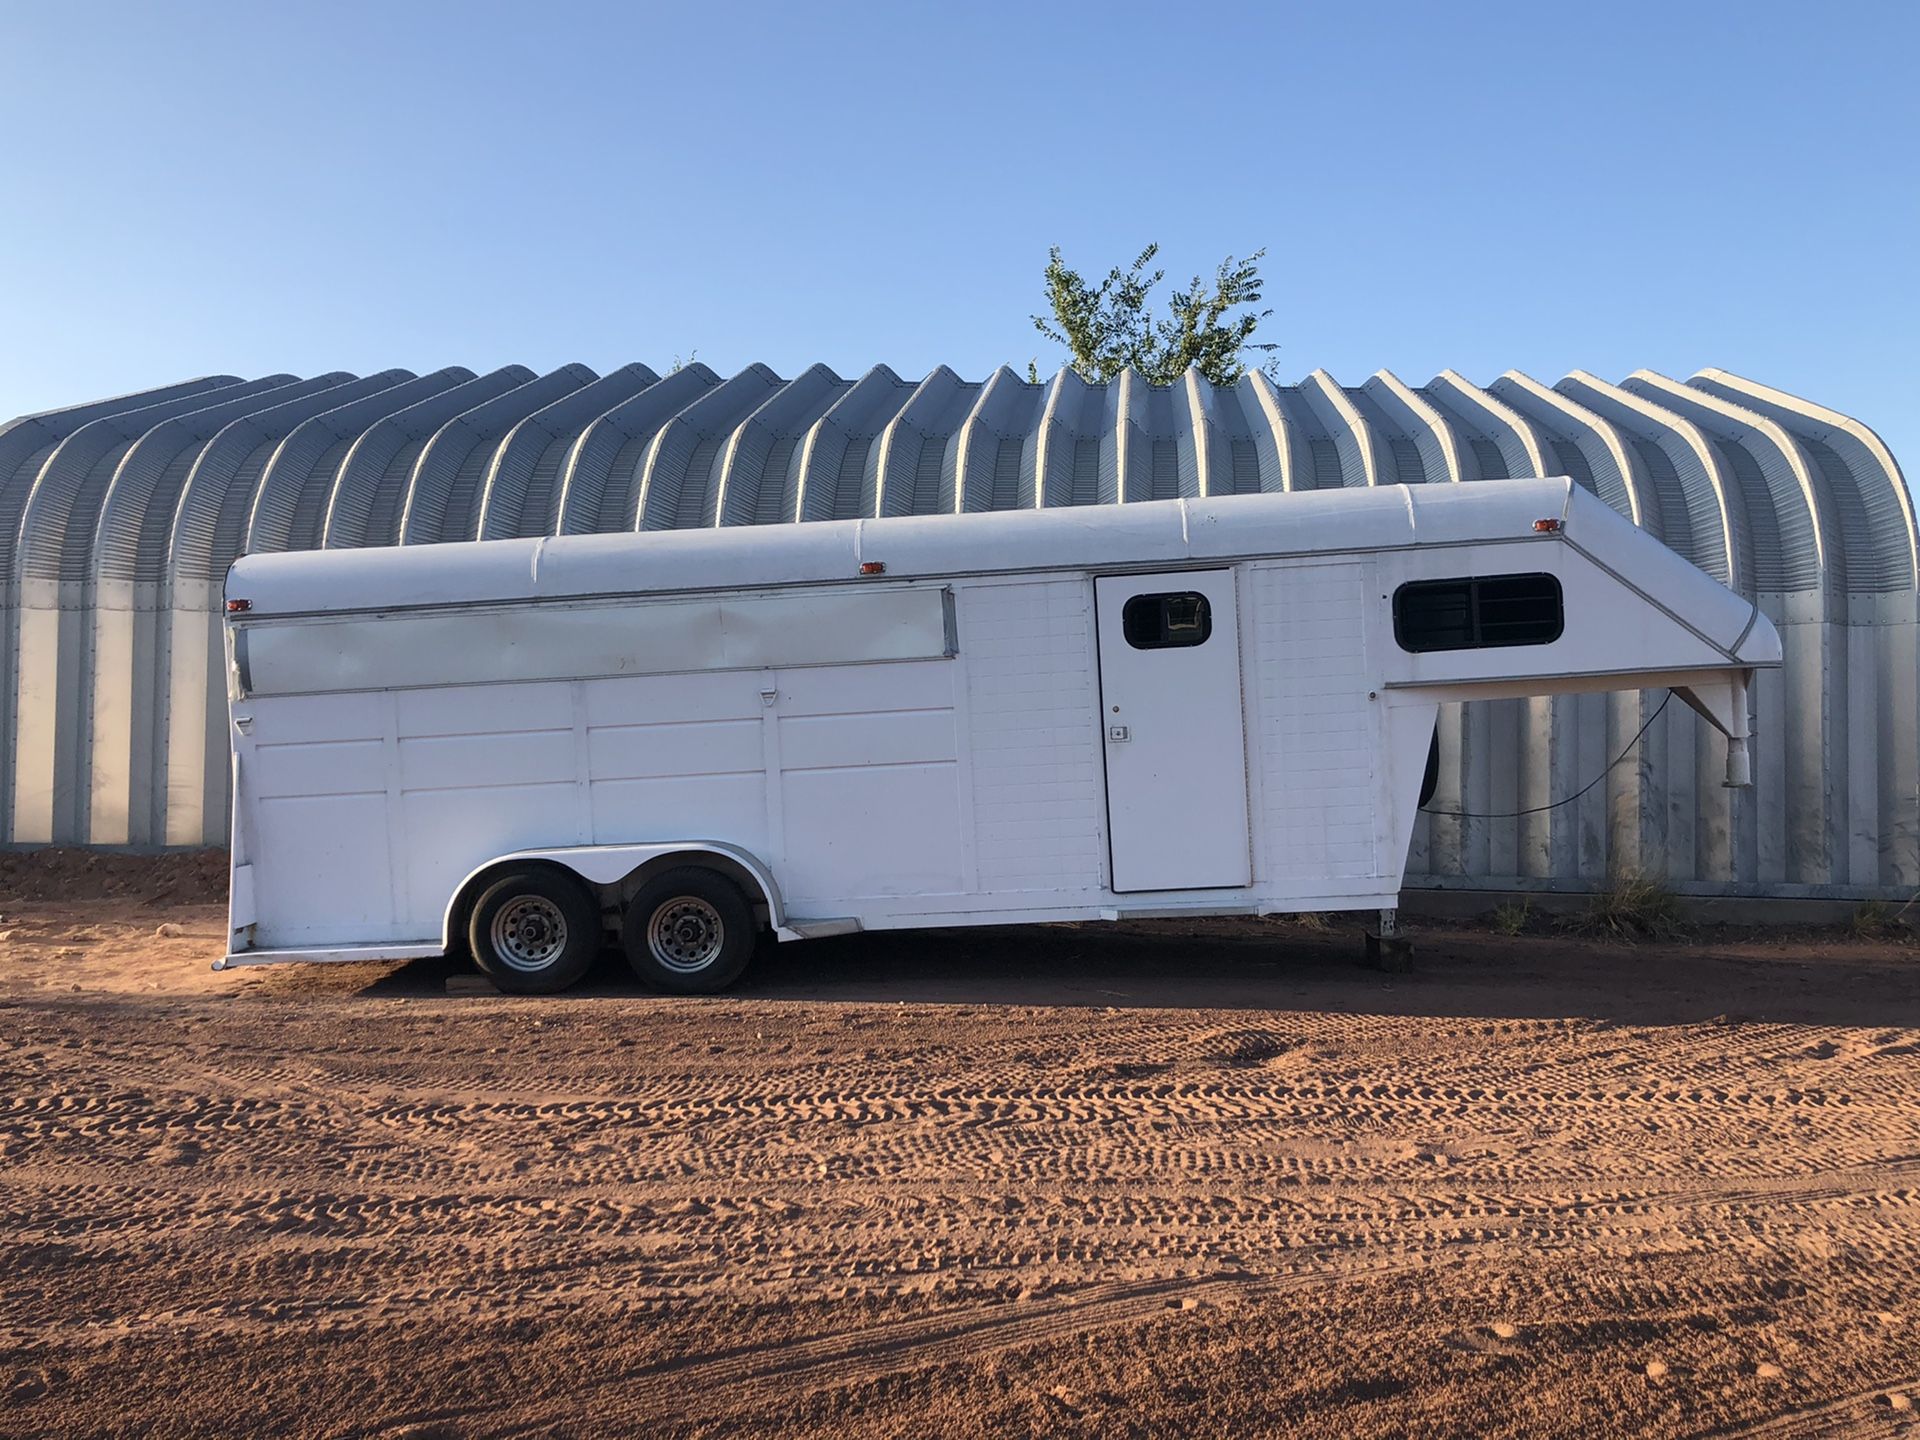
[1,1,1914,471]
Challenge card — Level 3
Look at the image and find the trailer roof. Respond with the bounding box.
[227,477,1776,667]
[230,475,1563,606]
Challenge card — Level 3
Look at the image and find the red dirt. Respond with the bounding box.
[0,846,228,905]
[2,882,1918,1437]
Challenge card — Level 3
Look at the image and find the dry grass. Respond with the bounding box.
[1851,900,1897,938]
[1284,910,1334,932]
[1491,899,1533,936]
[1574,872,1686,942]
[1850,897,1919,944]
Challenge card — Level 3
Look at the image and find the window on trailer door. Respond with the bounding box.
[1393,573,1563,652]
[1122,592,1212,649]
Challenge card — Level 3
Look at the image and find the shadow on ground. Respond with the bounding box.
[336,916,1920,1030]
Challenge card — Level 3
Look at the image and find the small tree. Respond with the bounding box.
[1031,243,1279,386]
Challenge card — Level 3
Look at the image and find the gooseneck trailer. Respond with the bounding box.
[216,476,1778,992]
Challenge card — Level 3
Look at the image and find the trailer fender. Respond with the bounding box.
[443,842,786,950]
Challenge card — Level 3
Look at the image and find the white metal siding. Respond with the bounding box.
[960,579,1106,893]
[1251,561,1378,884]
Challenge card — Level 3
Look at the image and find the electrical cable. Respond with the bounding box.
[1421,690,1674,821]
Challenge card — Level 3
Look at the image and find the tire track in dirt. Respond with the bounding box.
[361,1257,1421,1439]
[9,923,1920,1439]
[1688,1373,1920,1438]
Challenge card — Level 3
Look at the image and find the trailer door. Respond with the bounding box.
[1094,570,1252,892]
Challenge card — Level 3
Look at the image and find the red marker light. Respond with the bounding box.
[226,598,252,613]
[1533,518,1561,533]
[859,561,886,575]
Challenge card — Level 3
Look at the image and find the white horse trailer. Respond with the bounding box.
[216,476,1778,993]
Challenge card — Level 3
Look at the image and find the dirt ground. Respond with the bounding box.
[4,856,1920,1438]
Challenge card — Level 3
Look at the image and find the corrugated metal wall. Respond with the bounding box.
[2,363,1913,899]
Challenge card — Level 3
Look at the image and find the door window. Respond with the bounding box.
[1121,592,1213,649]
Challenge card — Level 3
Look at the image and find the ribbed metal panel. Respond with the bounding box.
[551,366,715,538]
[1232,375,1295,494]
[245,369,474,556]
[171,371,415,585]
[1488,371,1642,523]
[98,375,353,585]
[1173,372,1215,499]
[1556,373,1735,585]
[1689,370,1916,595]
[1278,380,1357,490]
[1,362,1911,899]
[637,365,787,531]
[452,364,657,545]
[16,378,264,585]
[796,366,913,522]
[715,363,852,527]
[519,437,585,537]
[1622,372,1828,594]
[1361,372,1455,486]
[1303,371,1376,487]
[1629,439,1695,559]
[1142,386,1183,502]
[1547,440,1596,493]
[878,367,980,516]
[0,378,247,588]
[394,364,596,548]
[941,368,1033,516]
[11,377,322,844]
[1423,371,1545,482]
[324,366,534,550]
[1033,369,1100,509]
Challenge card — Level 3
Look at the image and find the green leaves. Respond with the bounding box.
[1031,243,1279,386]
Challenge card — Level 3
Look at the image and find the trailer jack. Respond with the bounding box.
[1365,907,1414,974]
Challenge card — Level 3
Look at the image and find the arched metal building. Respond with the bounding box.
[1,363,1912,899]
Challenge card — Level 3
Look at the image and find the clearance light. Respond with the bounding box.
[1533,518,1562,533]
[859,561,886,575]
[226,598,252,613]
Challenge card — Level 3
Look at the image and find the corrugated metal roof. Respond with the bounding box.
[0,362,1913,901]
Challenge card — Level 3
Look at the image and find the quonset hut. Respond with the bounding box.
[0,363,1912,901]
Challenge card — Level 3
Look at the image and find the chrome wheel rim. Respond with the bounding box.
[490,895,569,972]
[647,897,725,974]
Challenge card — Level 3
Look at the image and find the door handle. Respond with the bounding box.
[1107,724,1130,743]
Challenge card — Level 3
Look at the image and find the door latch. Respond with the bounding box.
[1107,724,1130,743]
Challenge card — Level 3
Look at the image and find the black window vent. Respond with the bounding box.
[1394,573,1563,653]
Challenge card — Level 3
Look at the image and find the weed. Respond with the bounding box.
[1897,893,1920,946]
[1492,899,1532,936]
[1851,899,1900,938]
[1290,911,1333,932]
[1577,872,1686,942]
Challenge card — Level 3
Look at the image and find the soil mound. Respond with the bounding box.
[0,846,228,905]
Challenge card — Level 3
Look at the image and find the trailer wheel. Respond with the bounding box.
[622,867,756,993]
[467,868,602,994]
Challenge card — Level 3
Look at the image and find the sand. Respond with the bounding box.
[3,874,1919,1437]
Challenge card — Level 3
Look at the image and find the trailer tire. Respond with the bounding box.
[622,867,756,993]
[467,868,602,994]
